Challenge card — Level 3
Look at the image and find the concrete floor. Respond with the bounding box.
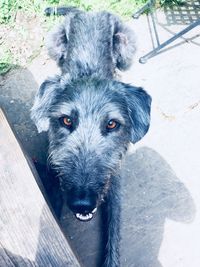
[1,6,200,267]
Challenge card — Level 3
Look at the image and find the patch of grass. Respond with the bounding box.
[0,0,148,24]
[0,48,13,74]
[0,0,34,24]
[0,62,12,75]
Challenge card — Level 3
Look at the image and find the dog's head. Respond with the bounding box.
[31,76,151,221]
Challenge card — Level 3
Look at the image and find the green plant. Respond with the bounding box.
[0,0,40,24]
[0,0,13,23]
[0,48,13,74]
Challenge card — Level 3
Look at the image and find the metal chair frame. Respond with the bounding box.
[132,0,200,63]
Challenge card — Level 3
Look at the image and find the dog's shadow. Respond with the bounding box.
[120,146,195,267]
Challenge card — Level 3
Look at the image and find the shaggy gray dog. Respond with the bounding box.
[31,7,151,267]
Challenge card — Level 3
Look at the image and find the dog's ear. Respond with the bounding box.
[46,20,70,65]
[112,18,136,71]
[46,9,80,68]
[118,83,151,143]
[31,76,61,133]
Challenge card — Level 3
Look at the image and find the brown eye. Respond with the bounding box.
[60,116,72,128]
[106,120,119,130]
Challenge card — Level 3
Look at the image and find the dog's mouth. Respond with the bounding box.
[75,207,97,222]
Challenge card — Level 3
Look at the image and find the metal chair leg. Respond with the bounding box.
[139,19,200,63]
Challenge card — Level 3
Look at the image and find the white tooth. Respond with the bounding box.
[81,215,86,220]
[92,207,97,214]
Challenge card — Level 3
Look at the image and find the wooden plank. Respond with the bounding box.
[0,108,81,267]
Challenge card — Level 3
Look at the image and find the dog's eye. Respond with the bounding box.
[59,116,72,128]
[106,120,119,130]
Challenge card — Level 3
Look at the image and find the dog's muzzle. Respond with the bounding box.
[68,195,98,222]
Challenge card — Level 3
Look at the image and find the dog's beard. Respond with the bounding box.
[49,156,121,222]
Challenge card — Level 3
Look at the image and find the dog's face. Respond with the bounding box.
[31,77,151,221]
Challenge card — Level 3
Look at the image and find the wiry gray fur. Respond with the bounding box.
[46,8,136,78]
[31,7,151,267]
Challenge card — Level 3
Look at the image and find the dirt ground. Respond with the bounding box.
[1,2,200,267]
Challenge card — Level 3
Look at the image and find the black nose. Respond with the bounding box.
[69,198,96,215]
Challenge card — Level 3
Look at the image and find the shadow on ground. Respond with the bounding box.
[0,66,48,164]
[120,146,196,267]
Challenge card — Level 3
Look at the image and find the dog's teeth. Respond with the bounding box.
[75,213,93,221]
[92,207,97,214]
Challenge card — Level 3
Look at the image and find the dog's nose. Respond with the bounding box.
[69,198,96,215]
